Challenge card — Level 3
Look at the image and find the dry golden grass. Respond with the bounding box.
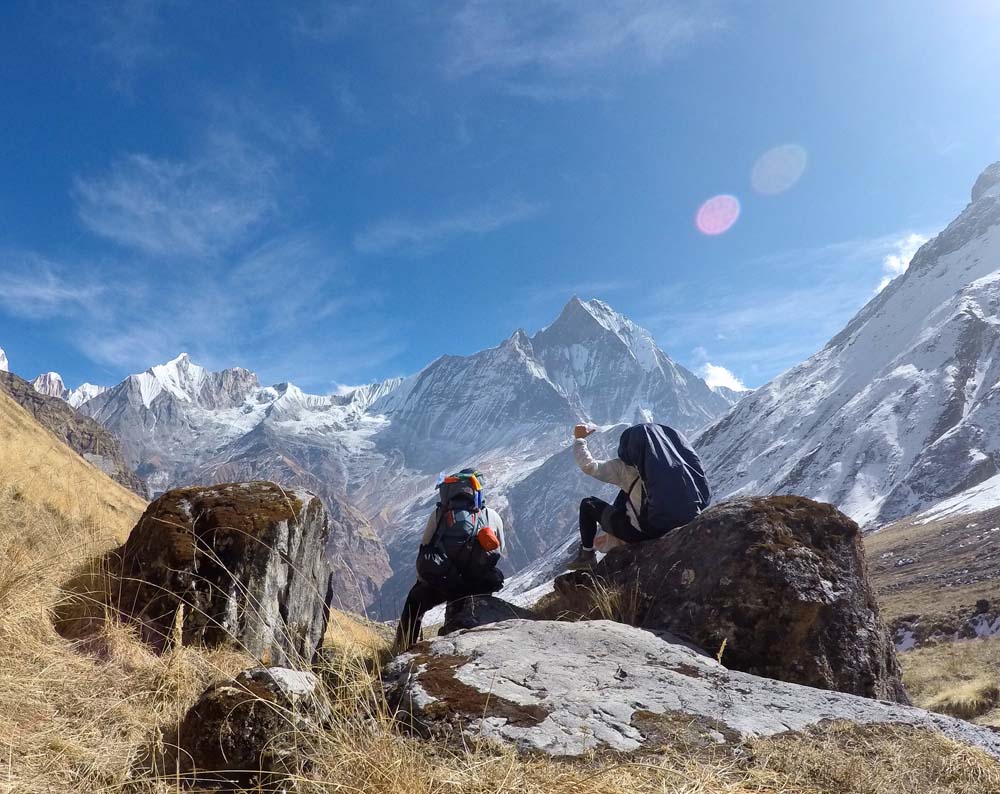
[902,636,1000,725]
[2,387,1000,792]
[0,388,146,536]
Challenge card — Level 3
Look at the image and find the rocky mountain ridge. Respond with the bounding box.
[31,372,109,408]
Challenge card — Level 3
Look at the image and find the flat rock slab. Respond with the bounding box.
[385,619,1000,759]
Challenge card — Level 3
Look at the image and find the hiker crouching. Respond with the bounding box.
[570,422,711,569]
[394,468,505,650]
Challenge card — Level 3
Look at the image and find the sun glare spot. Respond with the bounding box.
[696,194,740,236]
[751,144,808,195]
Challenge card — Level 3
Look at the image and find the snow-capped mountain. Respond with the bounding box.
[31,371,108,408]
[0,347,7,373]
[697,162,1000,527]
[531,298,732,428]
[76,299,734,615]
[31,372,68,400]
[66,383,108,408]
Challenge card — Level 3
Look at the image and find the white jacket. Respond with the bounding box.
[574,437,644,529]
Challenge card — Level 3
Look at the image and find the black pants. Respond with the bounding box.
[579,496,647,548]
[394,573,503,649]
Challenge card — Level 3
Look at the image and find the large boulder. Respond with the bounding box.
[115,481,334,664]
[440,595,538,636]
[385,619,1000,759]
[552,496,908,702]
[176,666,329,788]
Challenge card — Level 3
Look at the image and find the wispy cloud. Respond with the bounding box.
[354,198,544,254]
[0,254,105,319]
[91,0,169,91]
[73,144,275,259]
[0,233,388,385]
[445,0,724,97]
[876,232,929,292]
[72,79,329,261]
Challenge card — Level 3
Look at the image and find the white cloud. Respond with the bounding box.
[0,233,386,381]
[90,0,169,91]
[446,0,723,97]
[699,362,746,392]
[0,255,105,319]
[73,134,277,259]
[354,198,544,254]
[876,232,929,292]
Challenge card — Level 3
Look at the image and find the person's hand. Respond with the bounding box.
[573,424,595,440]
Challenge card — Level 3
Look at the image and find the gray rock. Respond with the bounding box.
[440,595,538,636]
[177,666,329,788]
[115,481,334,665]
[385,619,1000,759]
[552,496,908,703]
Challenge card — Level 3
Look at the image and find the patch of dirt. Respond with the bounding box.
[413,653,551,727]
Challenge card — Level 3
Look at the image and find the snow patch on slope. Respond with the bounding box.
[914,472,1000,524]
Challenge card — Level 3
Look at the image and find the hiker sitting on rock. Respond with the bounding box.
[569,422,711,569]
[394,468,506,649]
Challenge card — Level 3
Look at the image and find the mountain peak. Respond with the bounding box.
[0,347,7,373]
[972,162,1000,203]
[32,372,68,399]
[541,297,661,373]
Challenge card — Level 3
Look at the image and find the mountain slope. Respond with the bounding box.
[0,385,146,534]
[0,371,146,497]
[697,163,1000,527]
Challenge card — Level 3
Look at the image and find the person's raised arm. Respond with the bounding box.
[573,425,627,486]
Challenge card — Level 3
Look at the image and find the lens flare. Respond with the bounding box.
[695,194,740,236]
[751,144,808,195]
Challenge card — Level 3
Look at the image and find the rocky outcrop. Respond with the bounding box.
[385,619,1000,759]
[440,595,538,636]
[115,482,334,664]
[176,666,329,788]
[552,496,908,702]
[0,370,146,496]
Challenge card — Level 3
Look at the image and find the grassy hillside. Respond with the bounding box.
[0,386,998,792]
[867,506,1000,632]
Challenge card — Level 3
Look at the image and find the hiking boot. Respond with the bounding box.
[566,546,597,571]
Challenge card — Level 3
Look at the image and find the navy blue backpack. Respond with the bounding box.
[614,423,711,536]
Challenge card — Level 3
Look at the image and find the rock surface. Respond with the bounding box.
[440,594,538,636]
[385,619,1000,759]
[552,496,908,702]
[177,666,329,787]
[115,481,334,664]
[0,370,146,496]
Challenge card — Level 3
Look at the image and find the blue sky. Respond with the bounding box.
[2,1,999,393]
